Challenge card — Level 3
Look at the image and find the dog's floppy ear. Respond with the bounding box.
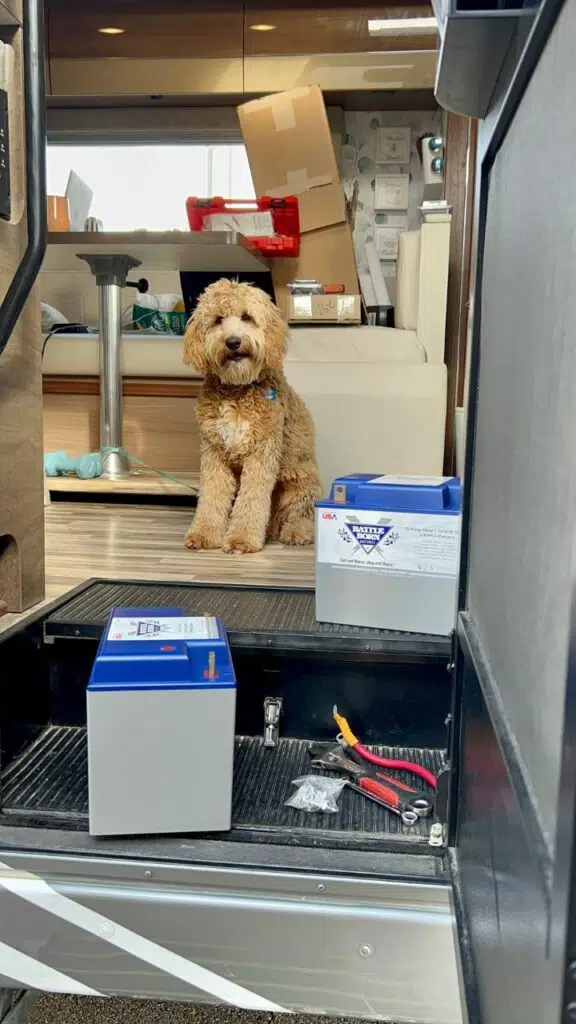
[183,314,208,374]
[265,301,289,372]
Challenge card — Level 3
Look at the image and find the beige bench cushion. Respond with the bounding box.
[394,220,451,365]
[42,325,426,378]
[287,362,447,492]
[42,327,444,493]
[395,229,421,332]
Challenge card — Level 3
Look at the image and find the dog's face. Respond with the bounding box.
[183,279,288,386]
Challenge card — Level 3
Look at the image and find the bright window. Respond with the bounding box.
[46,144,255,231]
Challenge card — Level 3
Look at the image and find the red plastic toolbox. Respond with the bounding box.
[186,196,300,257]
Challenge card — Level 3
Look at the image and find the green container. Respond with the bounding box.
[133,304,188,336]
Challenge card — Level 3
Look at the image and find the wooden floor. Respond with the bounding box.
[47,470,199,497]
[1,502,315,633]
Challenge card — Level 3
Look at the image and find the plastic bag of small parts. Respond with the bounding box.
[285,775,347,813]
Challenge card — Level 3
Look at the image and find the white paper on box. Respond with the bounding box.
[376,226,403,260]
[107,616,219,641]
[375,174,410,211]
[376,126,411,165]
[317,509,460,578]
[379,213,408,229]
[292,295,313,317]
[205,211,274,236]
[370,475,453,486]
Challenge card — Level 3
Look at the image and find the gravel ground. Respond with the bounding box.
[29,999,280,1024]
[27,997,383,1024]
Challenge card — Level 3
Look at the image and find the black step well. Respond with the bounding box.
[0,725,443,853]
[44,579,450,661]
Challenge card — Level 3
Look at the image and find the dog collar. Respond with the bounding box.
[262,386,277,401]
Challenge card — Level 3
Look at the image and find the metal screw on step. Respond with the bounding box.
[358,944,374,958]
[429,822,444,847]
[317,883,326,893]
[144,870,153,878]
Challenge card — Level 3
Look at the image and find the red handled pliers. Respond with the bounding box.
[309,744,433,825]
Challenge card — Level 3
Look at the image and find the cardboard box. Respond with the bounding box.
[270,221,359,320]
[238,85,347,234]
[289,293,361,325]
[238,85,359,320]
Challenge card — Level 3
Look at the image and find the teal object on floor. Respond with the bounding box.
[44,451,103,479]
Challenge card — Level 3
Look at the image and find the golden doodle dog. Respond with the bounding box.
[183,279,322,554]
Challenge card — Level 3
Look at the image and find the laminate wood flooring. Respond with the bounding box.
[0,502,315,633]
[47,470,199,497]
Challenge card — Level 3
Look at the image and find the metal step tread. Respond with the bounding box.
[43,580,450,659]
[1,725,443,851]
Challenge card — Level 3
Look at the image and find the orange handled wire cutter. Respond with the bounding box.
[332,705,438,790]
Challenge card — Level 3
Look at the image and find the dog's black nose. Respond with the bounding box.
[225,337,242,352]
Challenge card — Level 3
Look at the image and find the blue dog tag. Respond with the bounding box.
[263,387,277,401]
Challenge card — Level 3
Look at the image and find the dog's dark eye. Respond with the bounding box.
[214,316,223,326]
[241,312,253,323]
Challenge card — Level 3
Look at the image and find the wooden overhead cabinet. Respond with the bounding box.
[45,1,244,98]
[243,4,437,92]
[45,1,437,98]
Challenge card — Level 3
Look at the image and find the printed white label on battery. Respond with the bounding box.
[370,475,453,486]
[107,616,219,642]
[317,510,460,577]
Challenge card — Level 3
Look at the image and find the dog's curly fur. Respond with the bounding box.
[183,279,322,554]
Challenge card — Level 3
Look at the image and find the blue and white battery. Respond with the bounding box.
[315,475,462,636]
[87,607,236,836]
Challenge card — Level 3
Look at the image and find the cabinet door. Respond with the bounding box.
[0,0,45,611]
[46,1,244,97]
[244,3,437,92]
[454,0,576,1021]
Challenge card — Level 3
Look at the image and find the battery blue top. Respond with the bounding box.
[88,607,236,691]
[317,474,462,514]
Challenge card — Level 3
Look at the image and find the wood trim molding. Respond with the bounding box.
[443,113,478,474]
[43,376,202,398]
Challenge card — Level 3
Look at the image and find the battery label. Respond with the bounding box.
[369,475,453,486]
[317,510,460,577]
[107,616,219,642]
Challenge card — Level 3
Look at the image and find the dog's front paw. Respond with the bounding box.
[223,533,263,555]
[184,528,223,551]
[280,519,314,546]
